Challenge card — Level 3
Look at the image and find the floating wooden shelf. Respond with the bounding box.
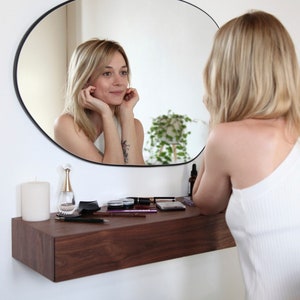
[12,201,235,282]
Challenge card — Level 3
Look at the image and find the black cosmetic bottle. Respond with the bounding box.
[188,163,198,197]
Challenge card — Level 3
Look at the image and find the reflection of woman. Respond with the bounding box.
[54,39,144,165]
[192,11,300,299]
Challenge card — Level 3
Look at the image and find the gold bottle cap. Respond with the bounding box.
[62,168,73,192]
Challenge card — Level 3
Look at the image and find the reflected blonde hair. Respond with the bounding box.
[64,39,131,141]
[204,10,300,133]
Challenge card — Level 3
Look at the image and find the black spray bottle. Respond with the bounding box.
[188,163,198,197]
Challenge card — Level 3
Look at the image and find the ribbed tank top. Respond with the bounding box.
[226,140,300,300]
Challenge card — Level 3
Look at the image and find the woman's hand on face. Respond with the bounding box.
[80,86,111,116]
[120,88,139,112]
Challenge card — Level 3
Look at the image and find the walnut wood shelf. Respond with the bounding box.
[12,203,235,282]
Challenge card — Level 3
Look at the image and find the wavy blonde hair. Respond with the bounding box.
[203,10,300,133]
[64,39,131,141]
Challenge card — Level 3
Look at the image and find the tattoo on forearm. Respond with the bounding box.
[121,140,130,163]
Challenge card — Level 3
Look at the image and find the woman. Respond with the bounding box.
[192,11,300,299]
[54,39,144,165]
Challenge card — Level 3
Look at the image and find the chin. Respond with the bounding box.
[113,98,124,105]
[109,101,122,107]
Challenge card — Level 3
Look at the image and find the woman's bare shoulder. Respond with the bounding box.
[207,119,293,188]
[54,113,77,132]
[134,117,143,129]
[54,114,80,141]
[208,121,246,146]
[205,120,258,166]
[54,113,74,126]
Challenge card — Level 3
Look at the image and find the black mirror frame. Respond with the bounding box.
[13,0,218,167]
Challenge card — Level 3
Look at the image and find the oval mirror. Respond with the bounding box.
[14,0,218,165]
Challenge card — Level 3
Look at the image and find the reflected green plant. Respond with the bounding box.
[145,110,192,165]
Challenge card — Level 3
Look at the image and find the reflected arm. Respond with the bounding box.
[120,116,145,165]
[118,88,145,165]
[54,114,124,164]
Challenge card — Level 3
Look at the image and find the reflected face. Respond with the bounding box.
[15,0,218,165]
[90,51,129,106]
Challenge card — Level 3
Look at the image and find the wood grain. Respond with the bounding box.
[12,203,235,282]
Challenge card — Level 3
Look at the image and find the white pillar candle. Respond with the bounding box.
[21,181,50,221]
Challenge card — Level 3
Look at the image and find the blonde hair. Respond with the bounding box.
[203,10,300,133]
[64,39,131,141]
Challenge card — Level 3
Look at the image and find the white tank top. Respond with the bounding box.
[226,139,300,300]
[94,116,121,154]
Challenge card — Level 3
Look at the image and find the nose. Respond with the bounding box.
[113,74,126,86]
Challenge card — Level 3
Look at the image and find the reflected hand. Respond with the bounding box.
[80,86,111,116]
[119,88,139,113]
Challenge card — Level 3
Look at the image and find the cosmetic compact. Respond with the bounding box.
[107,198,135,210]
[107,200,124,210]
[122,198,135,209]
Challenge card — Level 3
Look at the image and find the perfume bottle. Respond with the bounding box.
[57,166,76,215]
[188,163,198,197]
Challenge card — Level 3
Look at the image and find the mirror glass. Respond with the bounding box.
[14,0,218,165]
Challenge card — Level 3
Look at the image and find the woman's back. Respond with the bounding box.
[222,118,300,299]
[226,141,300,299]
[217,118,297,190]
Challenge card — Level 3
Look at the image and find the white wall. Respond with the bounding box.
[1,0,300,299]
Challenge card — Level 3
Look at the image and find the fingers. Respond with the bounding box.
[80,86,96,107]
[124,88,139,102]
[81,86,96,99]
[80,86,112,117]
